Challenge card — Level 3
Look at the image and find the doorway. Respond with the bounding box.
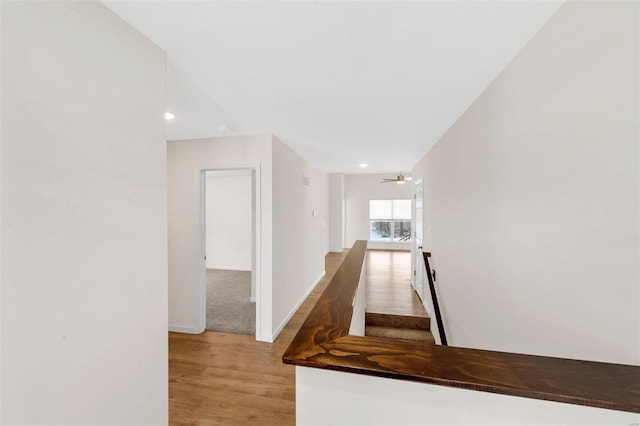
[412,178,425,301]
[198,167,261,338]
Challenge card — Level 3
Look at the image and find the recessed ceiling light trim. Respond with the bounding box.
[165,112,175,120]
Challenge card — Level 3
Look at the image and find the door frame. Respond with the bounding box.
[196,163,262,340]
[412,177,425,301]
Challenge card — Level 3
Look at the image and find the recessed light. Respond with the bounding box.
[359,163,368,168]
[218,124,231,132]
[165,112,175,120]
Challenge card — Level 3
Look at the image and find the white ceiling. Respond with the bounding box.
[104,1,562,174]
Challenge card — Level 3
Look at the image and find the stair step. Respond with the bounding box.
[365,326,435,344]
[365,312,430,330]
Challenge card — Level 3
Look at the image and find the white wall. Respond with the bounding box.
[0,2,4,420]
[271,136,329,338]
[329,173,345,252]
[297,367,637,426]
[205,171,252,271]
[412,1,639,364]
[345,174,413,250]
[167,135,272,339]
[1,2,167,424]
[168,135,330,342]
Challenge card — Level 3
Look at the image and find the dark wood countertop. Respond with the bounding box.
[283,240,640,413]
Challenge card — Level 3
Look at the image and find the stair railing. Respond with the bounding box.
[422,252,447,346]
[284,241,640,414]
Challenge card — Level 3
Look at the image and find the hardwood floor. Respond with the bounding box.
[169,248,422,425]
[169,249,640,420]
[169,250,348,425]
[365,249,427,318]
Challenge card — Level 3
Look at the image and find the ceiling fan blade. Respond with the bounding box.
[380,180,395,183]
[405,177,413,181]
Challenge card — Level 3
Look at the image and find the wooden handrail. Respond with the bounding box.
[283,240,640,413]
[423,252,447,346]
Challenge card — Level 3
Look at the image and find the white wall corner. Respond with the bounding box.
[271,271,326,342]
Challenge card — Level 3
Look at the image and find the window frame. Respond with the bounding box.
[368,199,412,243]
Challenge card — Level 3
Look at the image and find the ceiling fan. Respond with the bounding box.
[381,173,413,184]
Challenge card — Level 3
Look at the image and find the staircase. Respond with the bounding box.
[365,312,435,344]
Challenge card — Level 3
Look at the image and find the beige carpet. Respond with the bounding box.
[206,269,255,335]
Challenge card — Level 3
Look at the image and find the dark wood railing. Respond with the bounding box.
[423,252,447,346]
[283,240,640,413]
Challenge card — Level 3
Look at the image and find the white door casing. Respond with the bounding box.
[198,164,263,340]
[412,178,425,301]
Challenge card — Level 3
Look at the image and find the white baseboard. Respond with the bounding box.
[366,241,411,251]
[258,332,273,343]
[206,265,252,271]
[271,270,326,342]
[168,324,204,334]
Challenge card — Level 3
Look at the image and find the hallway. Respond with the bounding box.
[169,248,421,424]
[169,251,348,425]
[366,250,427,318]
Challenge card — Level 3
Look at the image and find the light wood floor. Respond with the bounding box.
[169,251,348,425]
[366,250,427,318]
[168,249,418,425]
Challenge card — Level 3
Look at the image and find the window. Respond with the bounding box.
[369,199,412,242]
